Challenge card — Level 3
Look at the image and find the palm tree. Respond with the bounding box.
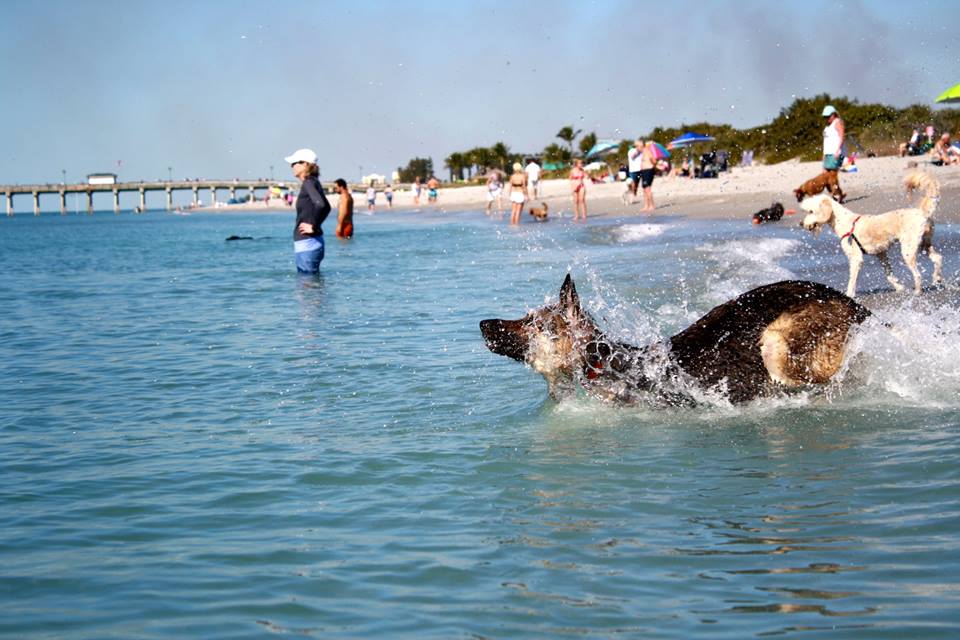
[445,152,465,182]
[490,141,511,171]
[469,147,494,176]
[556,125,582,157]
[542,143,571,167]
[578,131,598,158]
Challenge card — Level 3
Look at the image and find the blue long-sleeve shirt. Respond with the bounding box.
[293,176,331,240]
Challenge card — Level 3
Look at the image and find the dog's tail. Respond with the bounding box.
[904,171,940,218]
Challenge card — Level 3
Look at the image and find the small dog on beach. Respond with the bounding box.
[794,170,846,204]
[800,171,943,297]
[528,202,549,221]
[480,275,869,405]
[752,202,785,225]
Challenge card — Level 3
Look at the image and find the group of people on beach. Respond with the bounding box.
[899,124,960,165]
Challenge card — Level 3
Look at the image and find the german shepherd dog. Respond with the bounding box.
[794,170,846,204]
[480,276,870,405]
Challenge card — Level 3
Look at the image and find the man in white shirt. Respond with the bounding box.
[626,139,645,203]
[524,159,541,199]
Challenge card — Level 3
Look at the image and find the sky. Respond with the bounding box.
[1,0,957,186]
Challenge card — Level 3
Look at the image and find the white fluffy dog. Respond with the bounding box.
[800,172,943,297]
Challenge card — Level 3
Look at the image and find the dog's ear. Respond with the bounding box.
[559,274,580,311]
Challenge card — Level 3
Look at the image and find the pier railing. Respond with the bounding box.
[2,179,295,215]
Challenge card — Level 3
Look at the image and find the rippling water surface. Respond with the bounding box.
[2,208,960,638]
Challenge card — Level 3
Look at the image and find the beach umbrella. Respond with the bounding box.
[667,131,716,149]
[649,142,671,160]
[585,139,621,158]
[935,82,960,104]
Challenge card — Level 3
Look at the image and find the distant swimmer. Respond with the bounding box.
[285,147,331,274]
[427,176,439,203]
[334,178,354,239]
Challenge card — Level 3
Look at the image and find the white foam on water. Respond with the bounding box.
[835,295,960,409]
[612,223,669,243]
[697,237,803,304]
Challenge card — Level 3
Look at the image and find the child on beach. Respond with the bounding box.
[366,185,376,212]
[486,172,503,215]
[384,184,393,208]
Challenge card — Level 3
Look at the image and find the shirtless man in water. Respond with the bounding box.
[334,178,354,238]
[639,140,656,212]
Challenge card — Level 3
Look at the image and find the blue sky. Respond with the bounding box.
[1,0,956,186]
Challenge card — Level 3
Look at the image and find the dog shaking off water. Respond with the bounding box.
[480,276,869,405]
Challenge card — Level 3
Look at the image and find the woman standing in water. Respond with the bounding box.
[569,158,587,221]
[507,162,527,225]
[284,148,331,274]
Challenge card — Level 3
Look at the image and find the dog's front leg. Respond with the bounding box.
[845,247,864,297]
[926,242,944,285]
[900,246,922,293]
[878,252,905,292]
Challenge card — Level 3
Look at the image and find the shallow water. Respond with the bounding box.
[2,208,959,638]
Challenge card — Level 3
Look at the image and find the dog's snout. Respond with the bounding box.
[480,318,530,362]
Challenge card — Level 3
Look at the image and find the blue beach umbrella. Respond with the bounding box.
[668,131,716,148]
[585,139,621,158]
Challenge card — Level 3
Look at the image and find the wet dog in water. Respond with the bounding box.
[528,202,549,221]
[752,202,785,225]
[480,275,870,405]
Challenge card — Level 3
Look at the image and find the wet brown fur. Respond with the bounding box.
[528,202,549,221]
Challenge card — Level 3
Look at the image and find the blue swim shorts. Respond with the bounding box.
[823,154,843,171]
[294,236,324,274]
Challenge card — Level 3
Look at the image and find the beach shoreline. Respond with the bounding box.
[197,156,960,223]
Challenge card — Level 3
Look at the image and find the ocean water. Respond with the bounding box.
[2,207,960,638]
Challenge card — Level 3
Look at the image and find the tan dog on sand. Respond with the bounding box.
[528,202,549,221]
[800,171,943,297]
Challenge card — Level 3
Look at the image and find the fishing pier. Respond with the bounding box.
[2,179,290,215]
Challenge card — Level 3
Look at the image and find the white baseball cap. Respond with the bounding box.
[821,105,837,117]
[284,148,318,164]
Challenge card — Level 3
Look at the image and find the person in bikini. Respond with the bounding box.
[334,178,354,239]
[569,158,587,221]
[507,162,528,225]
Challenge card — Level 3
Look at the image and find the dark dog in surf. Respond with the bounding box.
[794,170,846,204]
[752,202,785,225]
[528,202,549,221]
[480,275,870,405]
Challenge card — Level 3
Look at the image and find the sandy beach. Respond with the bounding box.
[203,156,960,224]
